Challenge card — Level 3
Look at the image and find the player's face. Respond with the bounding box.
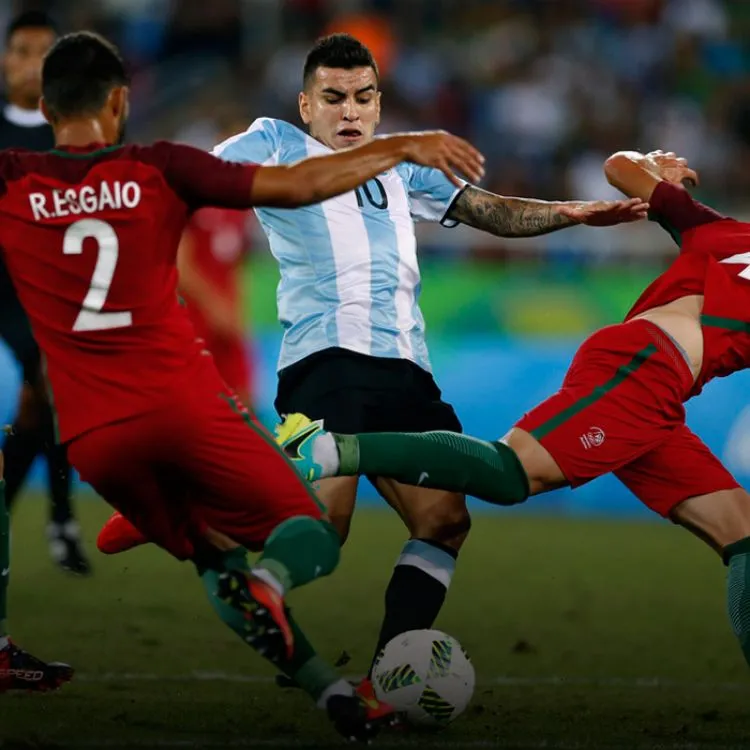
[300,66,380,151]
[3,27,56,108]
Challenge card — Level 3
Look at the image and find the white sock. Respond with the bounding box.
[312,431,340,477]
[0,636,9,650]
[250,566,285,596]
[316,678,354,709]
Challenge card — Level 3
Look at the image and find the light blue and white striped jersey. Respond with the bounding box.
[213,118,463,372]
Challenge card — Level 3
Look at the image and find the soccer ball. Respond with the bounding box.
[371,629,475,728]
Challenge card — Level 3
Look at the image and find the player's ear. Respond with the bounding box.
[39,97,54,126]
[299,91,311,125]
[110,86,129,119]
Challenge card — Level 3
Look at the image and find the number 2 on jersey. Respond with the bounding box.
[63,219,133,332]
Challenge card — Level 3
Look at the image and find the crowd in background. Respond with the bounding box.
[3,0,749,260]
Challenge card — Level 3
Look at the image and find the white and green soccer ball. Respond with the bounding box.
[371,629,475,728]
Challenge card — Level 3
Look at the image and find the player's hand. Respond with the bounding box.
[645,150,699,188]
[394,131,485,187]
[557,198,650,227]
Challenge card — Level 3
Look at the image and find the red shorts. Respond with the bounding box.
[516,319,739,517]
[205,334,251,401]
[68,359,320,560]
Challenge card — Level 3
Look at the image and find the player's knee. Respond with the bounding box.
[673,488,750,552]
[503,427,566,494]
[328,513,353,545]
[409,493,471,549]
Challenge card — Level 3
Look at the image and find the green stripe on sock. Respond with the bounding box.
[531,344,657,441]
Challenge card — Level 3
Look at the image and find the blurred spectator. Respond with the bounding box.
[4,0,750,260]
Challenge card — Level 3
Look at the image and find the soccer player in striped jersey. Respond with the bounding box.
[99,34,646,679]
[213,34,647,675]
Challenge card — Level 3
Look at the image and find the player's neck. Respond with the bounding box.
[54,119,112,149]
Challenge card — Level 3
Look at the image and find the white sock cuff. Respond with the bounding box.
[396,539,456,588]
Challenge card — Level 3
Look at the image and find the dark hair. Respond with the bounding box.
[42,32,129,119]
[6,10,58,42]
[303,33,379,88]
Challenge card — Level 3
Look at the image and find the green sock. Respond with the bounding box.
[256,516,340,592]
[0,480,8,640]
[335,431,529,506]
[724,537,750,666]
[196,546,341,702]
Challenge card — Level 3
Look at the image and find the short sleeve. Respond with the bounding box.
[212,117,281,166]
[407,165,467,226]
[148,141,259,210]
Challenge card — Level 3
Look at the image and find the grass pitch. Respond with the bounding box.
[3,496,748,749]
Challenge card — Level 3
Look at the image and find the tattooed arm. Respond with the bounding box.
[445,185,649,238]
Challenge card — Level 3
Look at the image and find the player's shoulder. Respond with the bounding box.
[214,118,310,164]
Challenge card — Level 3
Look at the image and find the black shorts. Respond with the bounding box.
[0,271,39,384]
[275,347,462,434]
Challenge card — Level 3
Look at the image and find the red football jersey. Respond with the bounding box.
[626,181,750,396]
[181,207,249,332]
[0,142,258,442]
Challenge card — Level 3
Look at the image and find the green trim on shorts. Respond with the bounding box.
[701,314,750,334]
[530,344,658,441]
[217,393,326,514]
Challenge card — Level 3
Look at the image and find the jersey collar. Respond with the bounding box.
[4,103,47,127]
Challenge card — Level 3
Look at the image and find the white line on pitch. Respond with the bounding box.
[74,671,749,691]
[43,740,750,750]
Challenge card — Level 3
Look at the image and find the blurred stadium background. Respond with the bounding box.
[4,2,750,748]
[3,0,750,513]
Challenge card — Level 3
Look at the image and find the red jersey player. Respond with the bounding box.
[0,30,485,737]
[178,205,253,406]
[276,149,750,673]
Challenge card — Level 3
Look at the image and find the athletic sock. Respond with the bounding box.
[196,546,344,703]
[255,516,341,592]
[332,431,529,506]
[371,539,457,668]
[723,537,750,666]
[0,480,9,645]
[44,437,74,525]
[2,424,41,512]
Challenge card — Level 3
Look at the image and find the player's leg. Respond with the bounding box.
[176,388,396,738]
[1,333,89,573]
[3,384,42,513]
[369,479,469,664]
[89,374,393,737]
[276,348,471,669]
[34,370,90,575]
[0,449,74,692]
[615,428,750,667]
[280,320,692,505]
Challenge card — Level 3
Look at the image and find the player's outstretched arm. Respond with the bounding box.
[605,150,723,243]
[604,150,698,201]
[445,186,649,238]
[250,131,485,208]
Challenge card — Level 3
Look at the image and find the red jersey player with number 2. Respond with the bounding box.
[0,31,485,740]
[275,149,750,672]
